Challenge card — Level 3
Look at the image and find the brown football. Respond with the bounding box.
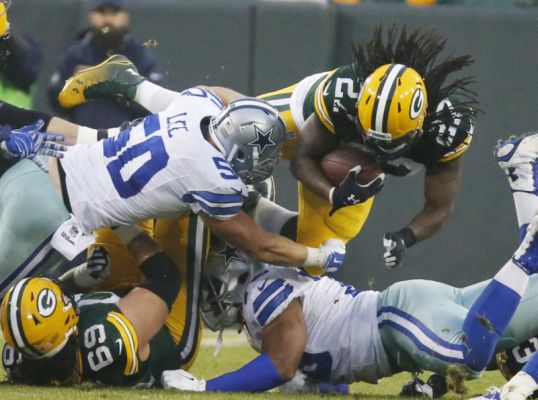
[321,146,383,186]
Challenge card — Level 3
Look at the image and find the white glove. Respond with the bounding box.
[161,369,206,392]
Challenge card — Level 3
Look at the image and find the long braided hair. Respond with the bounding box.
[352,25,479,133]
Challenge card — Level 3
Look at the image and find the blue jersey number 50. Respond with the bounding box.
[103,115,169,198]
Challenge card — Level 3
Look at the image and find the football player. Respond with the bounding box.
[57,26,477,269]
[158,132,538,393]
[0,232,186,386]
[0,87,346,297]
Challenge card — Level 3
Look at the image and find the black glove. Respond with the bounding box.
[400,374,447,398]
[383,227,416,269]
[329,165,384,216]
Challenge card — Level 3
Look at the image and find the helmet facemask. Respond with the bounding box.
[209,98,287,184]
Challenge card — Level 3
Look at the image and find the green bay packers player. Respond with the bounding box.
[0,232,184,386]
[264,26,477,268]
[55,26,477,270]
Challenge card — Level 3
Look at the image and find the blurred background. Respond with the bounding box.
[6,0,538,289]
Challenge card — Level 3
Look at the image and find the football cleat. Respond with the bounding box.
[469,387,501,400]
[58,55,145,109]
[501,371,538,400]
[495,131,538,193]
[512,213,538,274]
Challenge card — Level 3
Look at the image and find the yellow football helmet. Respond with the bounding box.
[357,63,428,158]
[0,277,79,359]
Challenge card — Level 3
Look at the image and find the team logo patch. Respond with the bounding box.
[410,88,425,119]
[248,125,276,153]
[37,289,57,318]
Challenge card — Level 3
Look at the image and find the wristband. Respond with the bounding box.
[303,247,328,267]
[398,227,416,247]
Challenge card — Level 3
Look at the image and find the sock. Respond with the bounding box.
[251,197,297,235]
[206,353,285,392]
[523,352,538,384]
[513,192,538,241]
[462,259,529,371]
[135,80,181,113]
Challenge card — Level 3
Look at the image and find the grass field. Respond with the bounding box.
[0,330,505,399]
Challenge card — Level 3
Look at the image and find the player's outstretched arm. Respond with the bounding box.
[162,298,306,392]
[200,210,345,273]
[291,114,339,201]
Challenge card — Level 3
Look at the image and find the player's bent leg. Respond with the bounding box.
[153,215,208,370]
[377,279,473,377]
[0,160,69,296]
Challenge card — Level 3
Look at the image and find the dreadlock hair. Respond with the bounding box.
[352,25,479,134]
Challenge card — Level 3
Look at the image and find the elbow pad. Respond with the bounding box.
[139,252,181,310]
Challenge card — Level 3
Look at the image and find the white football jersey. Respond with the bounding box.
[60,87,248,233]
[243,267,391,384]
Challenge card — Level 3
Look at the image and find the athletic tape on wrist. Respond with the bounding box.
[303,247,328,267]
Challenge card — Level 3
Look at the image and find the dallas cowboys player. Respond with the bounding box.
[159,131,538,393]
[0,87,345,296]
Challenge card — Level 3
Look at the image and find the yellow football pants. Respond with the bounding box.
[259,86,374,251]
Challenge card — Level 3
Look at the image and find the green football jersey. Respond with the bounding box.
[304,66,475,175]
[77,291,182,387]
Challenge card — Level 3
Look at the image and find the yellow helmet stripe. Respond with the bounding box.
[372,64,407,134]
[7,278,40,358]
[106,311,139,375]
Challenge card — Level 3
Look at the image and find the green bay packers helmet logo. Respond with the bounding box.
[410,88,425,120]
[37,288,57,317]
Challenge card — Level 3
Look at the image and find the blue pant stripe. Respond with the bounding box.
[378,306,463,351]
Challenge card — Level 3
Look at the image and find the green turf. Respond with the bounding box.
[0,331,506,399]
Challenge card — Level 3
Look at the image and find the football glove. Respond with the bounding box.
[0,120,66,172]
[383,228,416,269]
[329,165,384,216]
[320,239,346,273]
[161,369,206,392]
[400,374,447,398]
[60,246,111,289]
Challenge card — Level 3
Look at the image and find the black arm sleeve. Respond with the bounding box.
[138,252,181,311]
[0,101,53,129]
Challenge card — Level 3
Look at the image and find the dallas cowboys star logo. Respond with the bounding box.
[217,244,243,266]
[247,125,276,153]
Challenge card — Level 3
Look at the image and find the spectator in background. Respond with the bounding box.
[48,0,163,129]
[0,1,43,109]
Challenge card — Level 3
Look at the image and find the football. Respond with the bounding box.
[321,146,383,186]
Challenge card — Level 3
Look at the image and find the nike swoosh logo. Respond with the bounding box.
[257,279,268,291]
[231,188,244,195]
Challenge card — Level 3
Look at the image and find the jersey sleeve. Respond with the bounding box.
[429,97,475,163]
[181,183,247,220]
[312,66,361,142]
[243,268,314,335]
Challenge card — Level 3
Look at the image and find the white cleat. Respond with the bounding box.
[495,131,538,193]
